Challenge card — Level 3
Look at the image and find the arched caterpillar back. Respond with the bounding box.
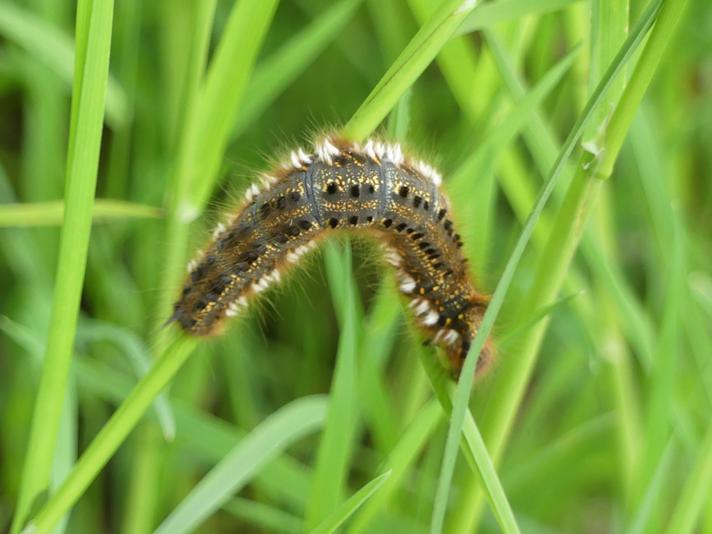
[168,134,493,377]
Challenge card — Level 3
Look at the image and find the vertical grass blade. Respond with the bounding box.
[305,243,359,528]
[10,1,115,531]
[430,2,668,531]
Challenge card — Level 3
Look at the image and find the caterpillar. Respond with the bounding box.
[168,134,493,377]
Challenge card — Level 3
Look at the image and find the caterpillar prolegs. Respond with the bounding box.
[169,134,494,377]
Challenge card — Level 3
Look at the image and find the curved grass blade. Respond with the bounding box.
[153,396,327,534]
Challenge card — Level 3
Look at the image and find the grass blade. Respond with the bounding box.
[305,242,360,528]
[308,471,392,534]
[430,2,667,532]
[19,335,198,534]
[457,0,583,35]
[11,1,115,531]
[665,426,712,534]
[181,0,280,213]
[0,199,161,227]
[342,0,479,141]
[348,399,442,534]
[153,396,327,534]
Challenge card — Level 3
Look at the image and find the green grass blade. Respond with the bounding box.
[457,0,582,35]
[665,426,712,534]
[0,199,161,227]
[153,396,327,534]
[20,335,198,534]
[594,0,691,181]
[0,1,127,129]
[305,242,360,528]
[182,0,280,213]
[430,2,667,532]
[308,471,392,534]
[11,1,115,531]
[222,498,303,534]
[624,440,675,534]
[348,399,442,534]
[422,348,520,534]
[76,321,176,441]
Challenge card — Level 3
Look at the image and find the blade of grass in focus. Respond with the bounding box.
[11,1,115,531]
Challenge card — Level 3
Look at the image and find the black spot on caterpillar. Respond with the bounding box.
[168,134,494,377]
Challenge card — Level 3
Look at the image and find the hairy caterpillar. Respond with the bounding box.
[168,134,493,376]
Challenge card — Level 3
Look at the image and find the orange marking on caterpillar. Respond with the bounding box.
[168,134,493,377]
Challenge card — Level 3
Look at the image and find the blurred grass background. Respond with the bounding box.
[0,0,711,533]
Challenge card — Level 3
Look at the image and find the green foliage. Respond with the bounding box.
[0,0,709,533]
